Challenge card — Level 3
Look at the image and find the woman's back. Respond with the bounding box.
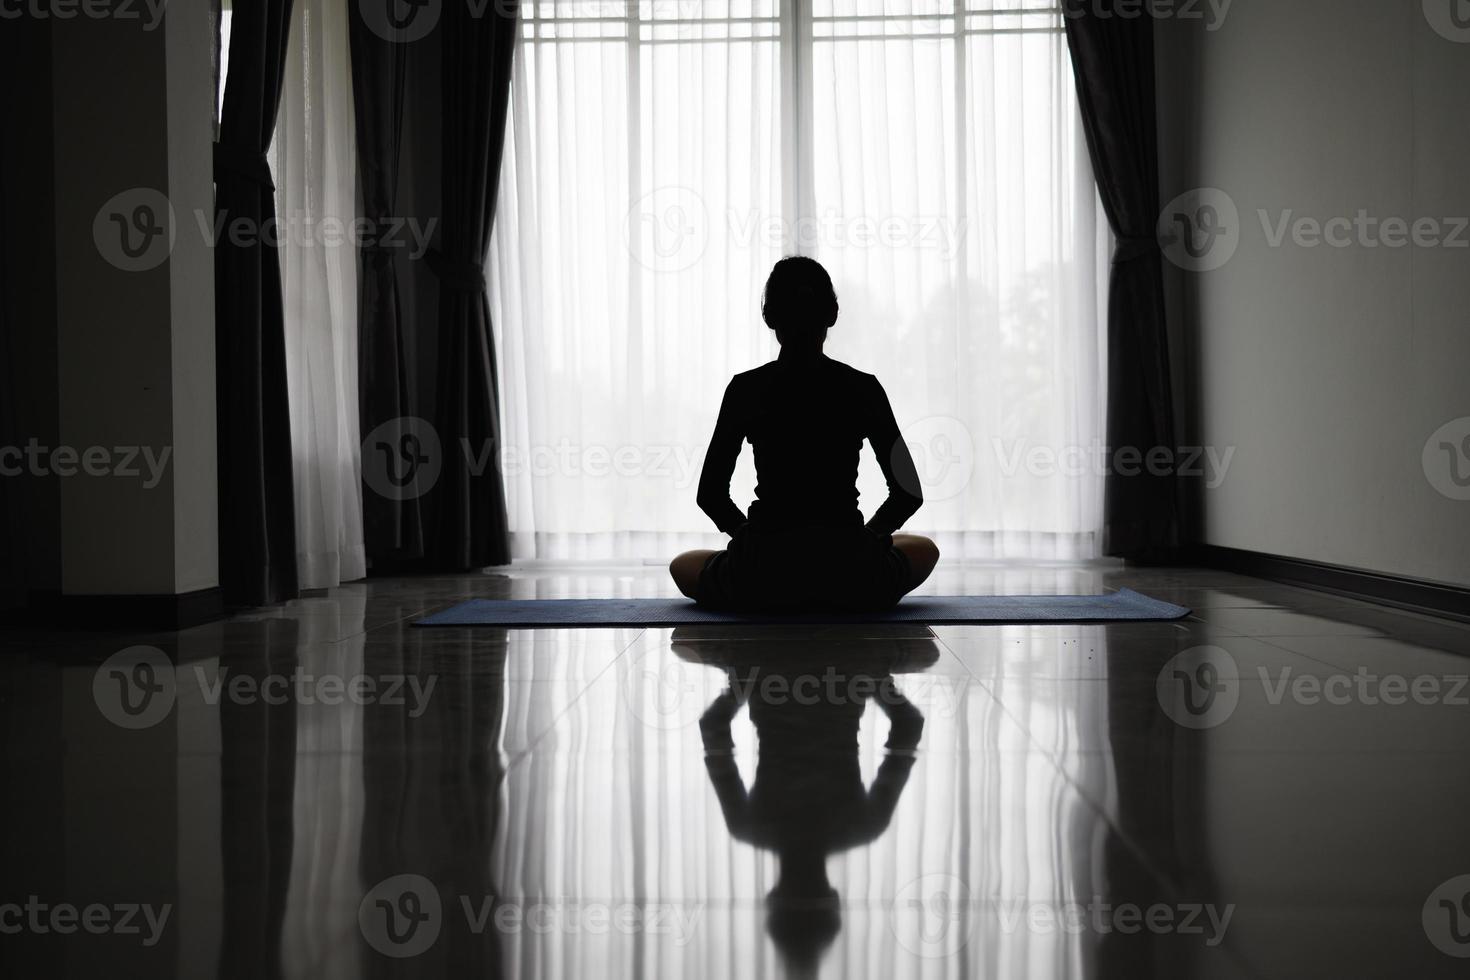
[742,353,870,528]
[698,351,921,534]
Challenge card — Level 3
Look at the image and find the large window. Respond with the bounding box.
[488,0,1108,561]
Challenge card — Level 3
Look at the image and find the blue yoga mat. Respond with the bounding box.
[414,589,1189,628]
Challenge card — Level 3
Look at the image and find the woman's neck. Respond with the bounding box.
[777,344,825,363]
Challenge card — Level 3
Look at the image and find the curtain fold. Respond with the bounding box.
[276,0,368,590]
[215,0,301,606]
[348,0,425,566]
[425,0,518,569]
[1063,0,1181,559]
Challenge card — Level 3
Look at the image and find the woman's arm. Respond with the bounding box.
[701,681,751,838]
[696,380,749,535]
[865,376,924,536]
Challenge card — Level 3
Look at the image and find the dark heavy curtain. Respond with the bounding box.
[427,0,518,569]
[351,1,517,571]
[348,2,425,565]
[215,0,300,605]
[1063,2,1181,559]
[0,169,16,610]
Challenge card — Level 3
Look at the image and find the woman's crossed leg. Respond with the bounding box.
[670,534,939,604]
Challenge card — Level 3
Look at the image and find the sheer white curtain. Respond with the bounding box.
[809,0,1110,560]
[272,0,367,587]
[489,0,1108,562]
[490,0,785,561]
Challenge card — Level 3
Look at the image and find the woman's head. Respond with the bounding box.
[762,256,838,348]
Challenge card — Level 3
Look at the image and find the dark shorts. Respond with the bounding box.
[696,523,913,613]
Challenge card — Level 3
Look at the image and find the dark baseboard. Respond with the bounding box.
[1188,545,1470,624]
[20,587,227,631]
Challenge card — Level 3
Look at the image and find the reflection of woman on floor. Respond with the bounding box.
[669,257,940,611]
[680,633,935,978]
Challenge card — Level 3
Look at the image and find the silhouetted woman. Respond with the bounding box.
[670,257,940,611]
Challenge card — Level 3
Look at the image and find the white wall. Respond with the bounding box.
[50,3,218,597]
[1157,0,1470,589]
[165,0,221,594]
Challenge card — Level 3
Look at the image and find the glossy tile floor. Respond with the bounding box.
[3,562,1470,978]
